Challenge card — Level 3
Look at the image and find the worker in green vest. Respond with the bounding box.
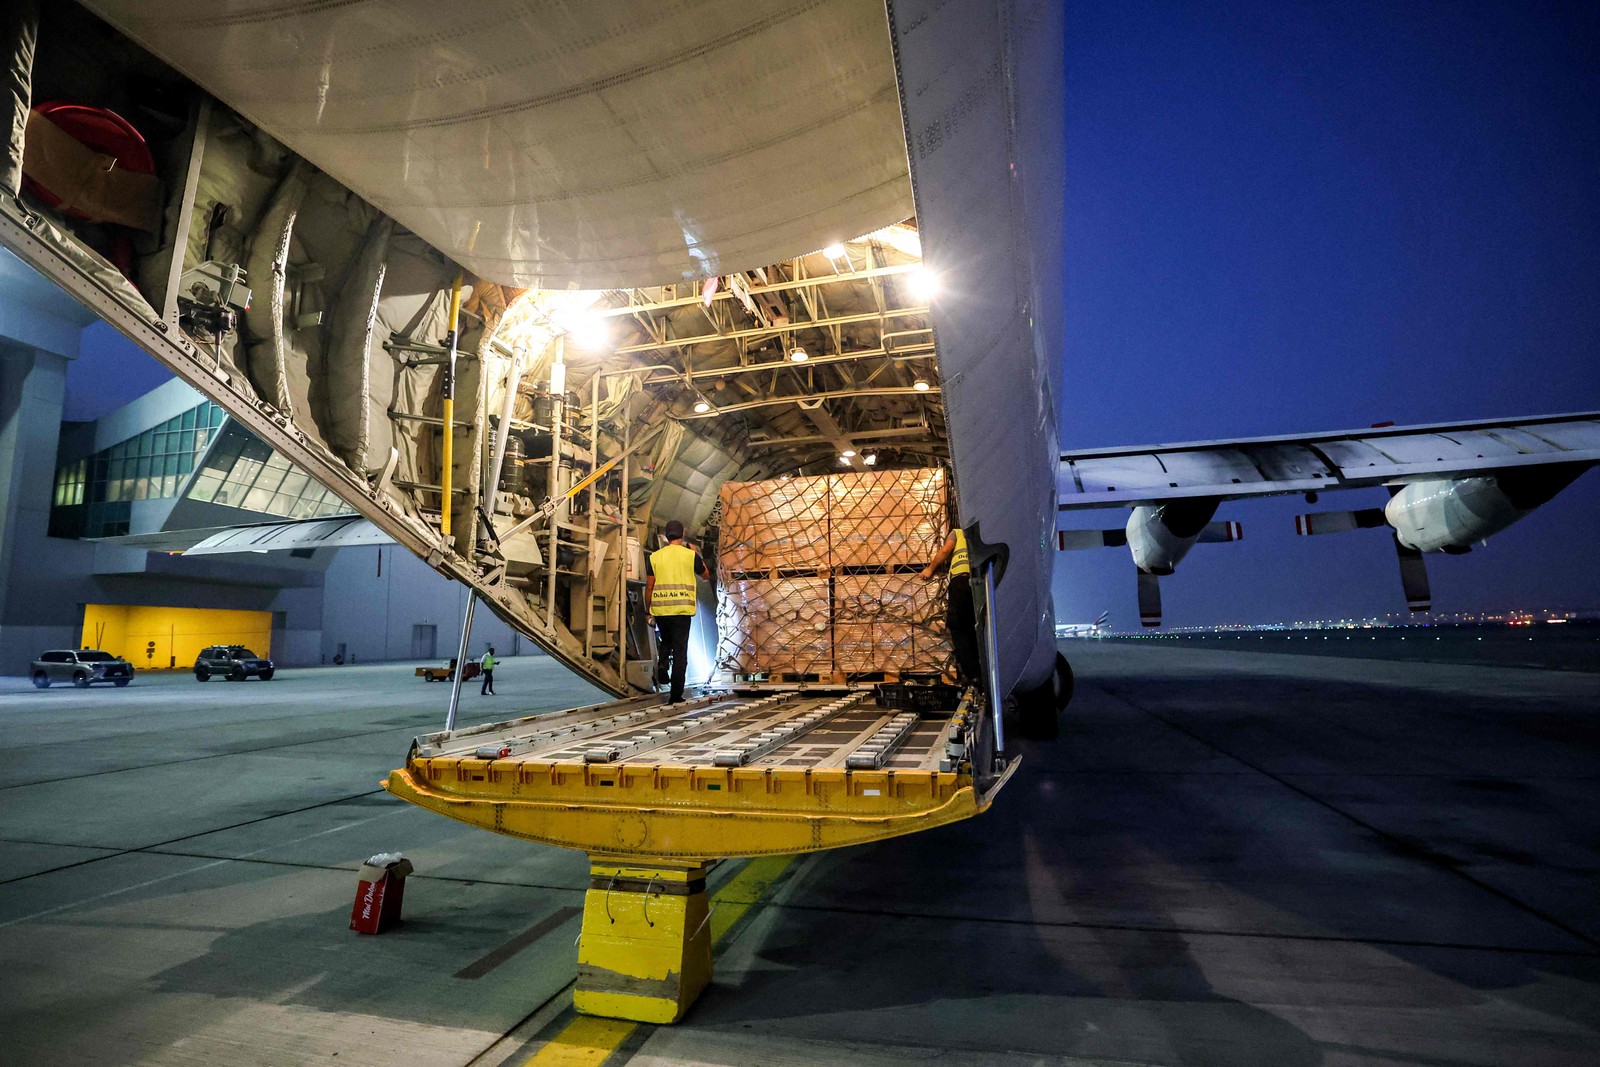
[479,645,497,695]
[645,519,710,703]
[920,526,981,686]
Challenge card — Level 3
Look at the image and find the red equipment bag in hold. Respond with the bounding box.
[350,853,414,934]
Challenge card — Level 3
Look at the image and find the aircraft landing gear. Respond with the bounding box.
[1012,652,1074,740]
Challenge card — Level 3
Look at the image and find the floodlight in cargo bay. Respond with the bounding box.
[908,268,939,302]
[863,453,878,466]
[559,311,611,350]
[822,243,847,261]
[789,346,809,362]
[913,377,931,392]
[691,392,713,414]
[840,449,857,459]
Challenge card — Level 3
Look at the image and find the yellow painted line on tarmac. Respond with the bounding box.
[708,854,797,945]
[521,854,799,1066]
[522,1015,637,1067]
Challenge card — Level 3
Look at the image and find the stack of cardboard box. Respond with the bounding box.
[715,468,952,676]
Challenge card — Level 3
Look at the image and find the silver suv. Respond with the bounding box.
[194,645,275,682]
[31,649,134,689]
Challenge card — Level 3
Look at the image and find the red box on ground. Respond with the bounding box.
[350,854,414,934]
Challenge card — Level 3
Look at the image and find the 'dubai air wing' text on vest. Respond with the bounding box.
[950,528,971,577]
[649,543,699,616]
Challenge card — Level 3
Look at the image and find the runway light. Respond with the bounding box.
[822,243,847,261]
[790,346,809,362]
[908,268,939,302]
[912,378,931,392]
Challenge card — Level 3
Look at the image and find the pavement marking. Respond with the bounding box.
[519,853,801,1067]
[456,905,583,979]
[0,807,406,929]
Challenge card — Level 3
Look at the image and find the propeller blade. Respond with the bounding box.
[1394,538,1432,612]
[1294,508,1386,536]
[1137,571,1162,627]
[1196,520,1242,544]
[1058,529,1127,550]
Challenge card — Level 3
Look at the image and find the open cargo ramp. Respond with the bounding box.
[383,684,1012,1022]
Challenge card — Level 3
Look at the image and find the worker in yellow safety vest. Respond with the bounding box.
[644,519,711,703]
[920,525,981,686]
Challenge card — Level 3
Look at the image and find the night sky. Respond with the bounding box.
[1054,0,1600,629]
[62,2,1600,629]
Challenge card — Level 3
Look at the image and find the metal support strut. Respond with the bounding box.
[444,593,476,731]
[982,560,1005,758]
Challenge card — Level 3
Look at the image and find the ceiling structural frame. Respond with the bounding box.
[572,227,946,477]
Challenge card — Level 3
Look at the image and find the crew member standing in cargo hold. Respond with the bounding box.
[921,528,981,686]
[645,520,711,703]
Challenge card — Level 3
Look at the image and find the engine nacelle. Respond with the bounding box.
[1384,465,1587,554]
[1126,499,1219,575]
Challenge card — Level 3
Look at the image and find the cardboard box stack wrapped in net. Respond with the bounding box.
[716,468,953,678]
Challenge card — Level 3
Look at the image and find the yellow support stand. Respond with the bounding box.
[575,860,713,1024]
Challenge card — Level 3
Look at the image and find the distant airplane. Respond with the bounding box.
[1055,611,1111,639]
[1057,413,1600,626]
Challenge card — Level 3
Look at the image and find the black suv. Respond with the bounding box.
[194,646,275,682]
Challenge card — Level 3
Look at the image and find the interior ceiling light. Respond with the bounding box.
[840,449,857,458]
[693,399,711,414]
[561,312,611,350]
[837,455,852,466]
[913,378,931,392]
[789,346,809,362]
[863,453,878,466]
[822,242,847,260]
[908,268,939,302]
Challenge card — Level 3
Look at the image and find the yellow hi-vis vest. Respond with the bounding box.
[649,543,699,616]
[950,528,971,577]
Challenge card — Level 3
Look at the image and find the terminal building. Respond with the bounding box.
[0,247,526,676]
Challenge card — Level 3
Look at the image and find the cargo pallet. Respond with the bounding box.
[385,684,1009,1022]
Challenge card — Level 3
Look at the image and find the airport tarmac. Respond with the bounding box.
[2,644,1597,1066]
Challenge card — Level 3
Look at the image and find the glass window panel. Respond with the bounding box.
[275,470,310,499]
[181,407,196,431]
[242,483,275,511]
[188,470,224,502]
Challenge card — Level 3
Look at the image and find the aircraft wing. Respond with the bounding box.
[1058,411,1600,509]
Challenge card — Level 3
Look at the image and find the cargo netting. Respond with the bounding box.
[715,468,953,679]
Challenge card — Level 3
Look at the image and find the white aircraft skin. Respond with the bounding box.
[1,0,1071,720]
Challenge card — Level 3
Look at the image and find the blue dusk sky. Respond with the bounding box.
[1054,0,1600,628]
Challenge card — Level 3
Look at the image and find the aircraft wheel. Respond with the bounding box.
[1012,652,1073,740]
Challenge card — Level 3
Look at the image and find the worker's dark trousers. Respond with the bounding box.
[480,669,494,695]
[654,615,693,702]
[947,574,982,686]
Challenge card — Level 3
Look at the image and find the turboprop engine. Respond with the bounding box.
[1384,465,1588,554]
[1057,499,1242,627]
[1296,463,1590,611]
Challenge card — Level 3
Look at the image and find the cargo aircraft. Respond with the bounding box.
[4,0,1596,1022]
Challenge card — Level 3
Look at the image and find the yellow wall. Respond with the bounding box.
[81,605,272,670]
